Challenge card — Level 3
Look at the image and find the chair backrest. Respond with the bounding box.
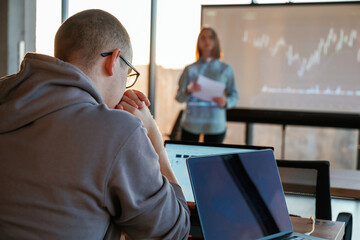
[276,160,332,221]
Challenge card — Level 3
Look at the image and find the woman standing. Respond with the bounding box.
[176,26,238,143]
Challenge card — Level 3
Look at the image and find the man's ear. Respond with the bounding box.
[105,48,121,76]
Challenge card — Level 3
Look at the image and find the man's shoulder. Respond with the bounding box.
[60,103,148,160]
[63,103,144,143]
[84,104,142,131]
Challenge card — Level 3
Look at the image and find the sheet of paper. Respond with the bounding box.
[192,75,226,102]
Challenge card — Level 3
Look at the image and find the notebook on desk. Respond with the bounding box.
[164,140,273,202]
[186,149,326,240]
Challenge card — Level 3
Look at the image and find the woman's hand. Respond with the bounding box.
[213,96,226,108]
[186,82,201,94]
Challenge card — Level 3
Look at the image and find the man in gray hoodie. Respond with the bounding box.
[0,9,190,239]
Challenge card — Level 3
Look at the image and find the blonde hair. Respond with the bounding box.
[195,26,222,60]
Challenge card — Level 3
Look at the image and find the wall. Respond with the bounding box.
[0,0,36,77]
[0,0,9,77]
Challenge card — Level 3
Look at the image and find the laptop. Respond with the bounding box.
[186,149,325,240]
[165,140,273,202]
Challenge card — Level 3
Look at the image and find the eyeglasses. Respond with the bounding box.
[101,52,140,88]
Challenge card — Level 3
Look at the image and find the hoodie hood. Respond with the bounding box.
[0,53,103,133]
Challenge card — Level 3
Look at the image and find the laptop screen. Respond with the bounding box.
[186,150,293,240]
[165,141,273,202]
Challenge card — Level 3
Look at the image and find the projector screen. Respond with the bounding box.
[202,2,360,115]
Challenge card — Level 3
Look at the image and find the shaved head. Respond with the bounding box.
[54,9,131,70]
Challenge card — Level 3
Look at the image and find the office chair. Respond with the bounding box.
[276,160,352,240]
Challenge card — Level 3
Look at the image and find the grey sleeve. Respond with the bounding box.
[175,67,192,103]
[224,65,239,109]
[104,125,190,240]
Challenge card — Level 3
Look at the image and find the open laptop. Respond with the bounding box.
[164,140,273,202]
[186,149,325,240]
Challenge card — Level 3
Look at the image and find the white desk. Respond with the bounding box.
[291,216,344,240]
